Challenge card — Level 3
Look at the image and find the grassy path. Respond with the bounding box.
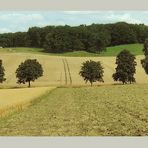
[0,84,148,136]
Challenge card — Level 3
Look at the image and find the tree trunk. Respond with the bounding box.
[28,81,31,88]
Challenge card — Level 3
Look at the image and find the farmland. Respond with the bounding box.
[0,87,55,117]
[0,44,147,136]
[0,52,147,88]
[0,84,148,136]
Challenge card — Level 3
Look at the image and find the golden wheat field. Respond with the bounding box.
[0,53,148,87]
[0,86,55,116]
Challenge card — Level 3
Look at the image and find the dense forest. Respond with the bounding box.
[0,22,148,53]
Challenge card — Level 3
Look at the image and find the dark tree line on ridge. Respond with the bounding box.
[0,22,148,53]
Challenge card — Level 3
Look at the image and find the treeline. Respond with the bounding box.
[80,39,148,85]
[1,22,148,53]
[0,39,148,87]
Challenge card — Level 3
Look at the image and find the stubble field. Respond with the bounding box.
[0,84,148,136]
[0,87,55,117]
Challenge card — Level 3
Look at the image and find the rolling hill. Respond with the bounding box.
[0,51,147,88]
[0,43,147,136]
[0,43,143,57]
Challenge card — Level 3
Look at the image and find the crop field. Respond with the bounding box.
[0,53,65,87]
[0,52,147,87]
[0,84,148,136]
[0,44,147,136]
[0,87,55,117]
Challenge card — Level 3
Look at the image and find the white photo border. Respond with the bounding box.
[0,0,148,148]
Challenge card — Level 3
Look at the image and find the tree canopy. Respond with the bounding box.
[0,60,6,83]
[141,56,148,74]
[112,50,137,84]
[143,38,148,56]
[79,60,104,86]
[0,22,148,53]
[16,59,43,87]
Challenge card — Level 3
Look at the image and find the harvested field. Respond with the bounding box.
[0,84,148,136]
[0,87,55,116]
[0,53,147,87]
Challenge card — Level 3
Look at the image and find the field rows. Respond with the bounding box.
[0,53,148,88]
[0,84,148,135]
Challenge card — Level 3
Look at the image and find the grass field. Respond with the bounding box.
[51,43,143,57]
[0,87,55,117]
[0,47,44,54]
[0,52,147,87]
[0,43,143,57]
[0,84,148,136]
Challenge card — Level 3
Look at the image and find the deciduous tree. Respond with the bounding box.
[0,60,6,83]
[113,50,137,84]
[79,60,104,86]
[16,59,43,87]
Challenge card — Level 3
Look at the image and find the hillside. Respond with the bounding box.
[0,43,143,57]
[0,43,147,136]
[0,51,147,88]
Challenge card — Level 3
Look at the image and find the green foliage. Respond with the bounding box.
[108,22,137,45]
[133,24,148,43]
[0,60,6,83]
[141,38,148,75]
[44,25,110,53]
[143,38,148,56]
[113,50,137,84]
[79,60,104,85]
[39,26,55,47]
[27,27,41,47]
[87,24,111,53]
[0,22,148,53]
[44,26,73,53]
[0,32,30,48]
[141,56,148,74]
[13,32,30,47]
[16,59,43,87]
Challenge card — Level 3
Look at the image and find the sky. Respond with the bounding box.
[0,11,148,33]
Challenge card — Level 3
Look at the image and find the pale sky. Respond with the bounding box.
[0,11,148,33]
